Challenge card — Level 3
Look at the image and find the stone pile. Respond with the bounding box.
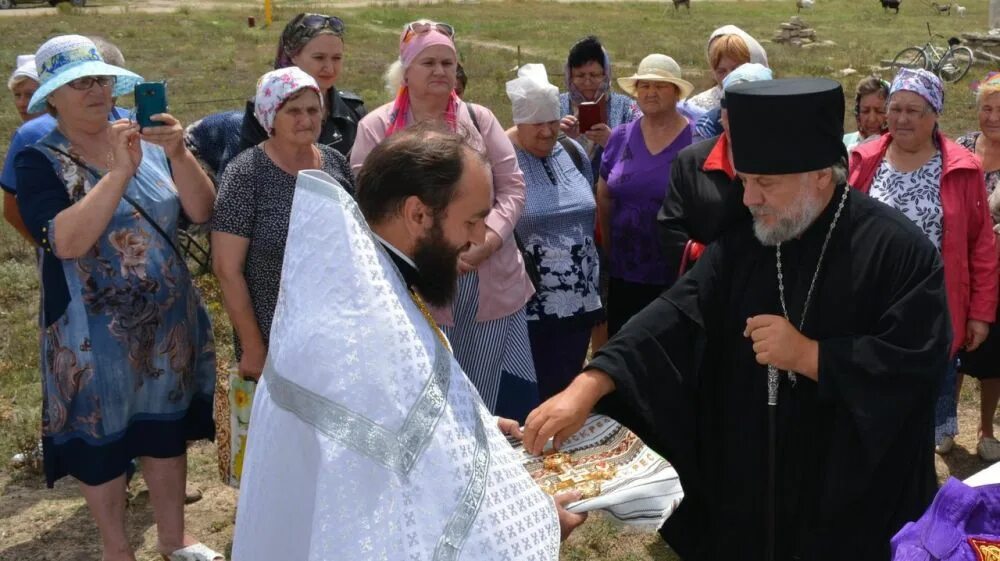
[771,16,834,48]
[962,32,1000,65]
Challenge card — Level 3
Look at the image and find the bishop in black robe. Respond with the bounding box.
[523,79,952,561]
[591,181,949,560]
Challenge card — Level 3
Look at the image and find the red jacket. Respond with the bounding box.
[849,132,997,356]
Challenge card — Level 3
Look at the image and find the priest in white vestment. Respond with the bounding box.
[232,127,585,561]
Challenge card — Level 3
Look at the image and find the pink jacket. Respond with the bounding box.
[849,132,998,356]
[350,100,534,325]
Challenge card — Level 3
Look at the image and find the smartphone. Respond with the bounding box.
[577,98,606,133]
[134,82,167,129]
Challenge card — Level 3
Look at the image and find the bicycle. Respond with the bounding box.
[891,22,974,83]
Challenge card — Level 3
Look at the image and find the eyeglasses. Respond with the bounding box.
[299,14,345,35]
[67,76,116,91]
[571,71,604,83]
[401,20,455,44]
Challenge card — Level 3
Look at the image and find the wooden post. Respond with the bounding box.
[265,0,273,27]
[992,0,1000,30]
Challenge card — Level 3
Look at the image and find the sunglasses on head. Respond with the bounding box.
[402,20,455,44]
[299,14,345,35]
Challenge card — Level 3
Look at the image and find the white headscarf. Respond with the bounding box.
[8,54,38,91]
[506,63,560,125]
[708,25,769,68]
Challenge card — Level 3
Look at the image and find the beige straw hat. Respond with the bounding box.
[617,54,694,99]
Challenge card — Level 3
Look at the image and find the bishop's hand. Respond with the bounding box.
[523,370,614,455]
[744,315,819,381]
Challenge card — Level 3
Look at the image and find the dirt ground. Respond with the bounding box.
[0,394,995,561]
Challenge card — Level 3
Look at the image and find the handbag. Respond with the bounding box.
[514,231,542,292]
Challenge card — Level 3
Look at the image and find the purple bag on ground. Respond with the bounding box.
[891,477,1000,560]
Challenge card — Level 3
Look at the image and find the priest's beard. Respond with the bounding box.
[750,183,825,246]
[411,220,467,307]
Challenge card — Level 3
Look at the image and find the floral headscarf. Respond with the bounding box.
[890,67,944,114]
[972,71,1000,97]
[254,67,323,136]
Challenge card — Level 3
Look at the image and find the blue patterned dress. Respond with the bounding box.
[15,128,216,487]
[514,138,602,400]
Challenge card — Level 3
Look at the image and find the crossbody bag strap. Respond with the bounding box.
[40,143,185,262]
[556,135,587,177]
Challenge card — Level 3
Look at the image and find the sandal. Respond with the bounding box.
[161,543,225,561]
[184,485,203,504]
[978,436,1000,462]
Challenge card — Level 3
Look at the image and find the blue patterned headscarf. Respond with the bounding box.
[564,37,612,107]
[890,68,943,114]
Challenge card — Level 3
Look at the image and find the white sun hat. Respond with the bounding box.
[617,54,694,100]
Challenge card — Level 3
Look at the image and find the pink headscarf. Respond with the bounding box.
[399,25,456,68]
[254,67,323,136]
[386,24,460,136]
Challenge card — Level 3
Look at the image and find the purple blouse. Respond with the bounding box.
[601,118,692,285]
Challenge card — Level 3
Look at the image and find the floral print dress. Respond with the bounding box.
[514,142,602,325]
[14,128,216,487]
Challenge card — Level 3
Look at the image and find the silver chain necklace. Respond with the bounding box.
[766,185,849,405]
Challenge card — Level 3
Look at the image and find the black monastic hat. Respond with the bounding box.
[726,78,846,175]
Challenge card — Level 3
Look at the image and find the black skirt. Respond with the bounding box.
[958,325,1000,379]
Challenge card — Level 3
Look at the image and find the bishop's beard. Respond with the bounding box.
[749,187,824,246]
[411,220,467,307]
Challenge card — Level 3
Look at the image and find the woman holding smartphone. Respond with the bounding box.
[239,12,366,156]
[351,20,539,423]
[14,35,222,561]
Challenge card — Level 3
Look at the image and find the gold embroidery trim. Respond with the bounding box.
[409,289,451,353]
[970,537,1000,561]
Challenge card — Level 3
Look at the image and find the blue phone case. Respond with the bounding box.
[134,82,167,128]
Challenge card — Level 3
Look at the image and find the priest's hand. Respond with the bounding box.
[497,417,523,440]
[523,370,615,455]
[965,319,989,352]
[744,315,819,381]
[458,228,502,273]
[554,490,589,541]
